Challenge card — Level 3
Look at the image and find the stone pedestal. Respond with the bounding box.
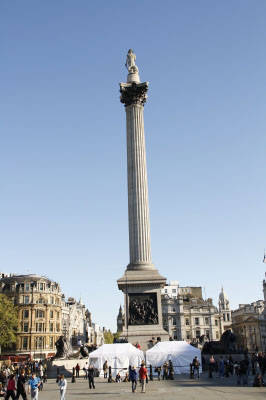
[117,51,168,350]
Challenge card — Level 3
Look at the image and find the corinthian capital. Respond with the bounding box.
[120,82,149,107]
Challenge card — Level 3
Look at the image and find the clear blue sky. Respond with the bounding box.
[0,1,265,331]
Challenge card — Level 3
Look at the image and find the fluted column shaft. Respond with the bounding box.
[126,103,152,267]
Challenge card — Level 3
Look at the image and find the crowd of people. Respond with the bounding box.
[0,360,48,399]
[203,353,266,386]
[1,351,265,398]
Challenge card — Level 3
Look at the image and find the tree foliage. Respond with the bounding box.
[0,294,18,348]
[103,330,114,344]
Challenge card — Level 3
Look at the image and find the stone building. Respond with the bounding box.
[87,323,104,347]
[0,274,62,359]
[61,297,88,348]
[62,296,104,348]
[161,284,222,342]
[218,287,232,333]
[231,274,266,353]
[232,300,266,352]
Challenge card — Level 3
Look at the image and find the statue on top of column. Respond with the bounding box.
[126,49,139,74]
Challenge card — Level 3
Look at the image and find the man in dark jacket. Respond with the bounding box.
[88,365,95,389]
[16,369,27,400]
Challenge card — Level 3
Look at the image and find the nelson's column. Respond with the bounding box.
[117,50,168,349]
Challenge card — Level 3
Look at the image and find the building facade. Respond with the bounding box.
[232,300,266,352]
[61,297,87,348]
[62,296,104,349]
[0,274,62,359]
[161,284,222,343]
[218,287,232,333]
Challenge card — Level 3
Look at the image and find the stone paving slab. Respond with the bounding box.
[38,374,266,400]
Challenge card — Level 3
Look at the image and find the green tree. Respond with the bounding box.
[0,294,18,349]
[103,330,114,344]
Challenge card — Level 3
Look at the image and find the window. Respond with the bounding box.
[206,330,210,337]
[50,323,53,332]
[24,296,29,304]
[185,318,190,326]
[186,332,191,340]
[36,323,43,332]
[35,337,44,349]
[173,318,176,326]
[227,313,230,321]
[23,310,29,319]
[215,319,218,326]
[195,318,199,325]
[49,337,54,348]
[23,322,29,332]
[196,330,201,338]
[22,337,28,350]
[56,323,60,332]
[216,331,219,339]
[37,298,44,304]
[172,307,176,312]
[50,311,54,319]
[36,309,45,318]
[172,289,177,293]
[39,283,44,291]
[205,317,209,325]
[223,313,226,321]
[164,289,167,294]
[25,283,30,292]
[50,297,54,304]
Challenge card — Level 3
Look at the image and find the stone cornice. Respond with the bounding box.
[120,82,148,107]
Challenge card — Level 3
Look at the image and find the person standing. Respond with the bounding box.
[88,365,95,389]
[103,361,108,379]
[16,369,27,400]
[139,362,148,393]
[27,373,40,400]
[84,363,89,379]
[162,362,168,380]
[75,364,80,378]
[192,356,200,379]
[129,366,137,393]
[155,366,161,381]
[219,356,225,378]
[58,375,67,400]
[5,374,16,400]
[209,355,215,378]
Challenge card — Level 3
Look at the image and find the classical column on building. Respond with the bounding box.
[117,50,168,349]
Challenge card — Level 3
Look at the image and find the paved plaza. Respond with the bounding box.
[37,374,266,400]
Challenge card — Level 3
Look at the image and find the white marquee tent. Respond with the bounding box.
[88,343,144,377]
[146,341,201,374]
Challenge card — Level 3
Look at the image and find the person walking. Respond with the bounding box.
[16,369,27,400]
[27,373,40,400]
[139,362,148,393]
[58,375,67,400]
[5,374,16,400]
[129,366,137,393]
[88,365,95,389]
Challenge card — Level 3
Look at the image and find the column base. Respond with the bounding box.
[119,325,169,351]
